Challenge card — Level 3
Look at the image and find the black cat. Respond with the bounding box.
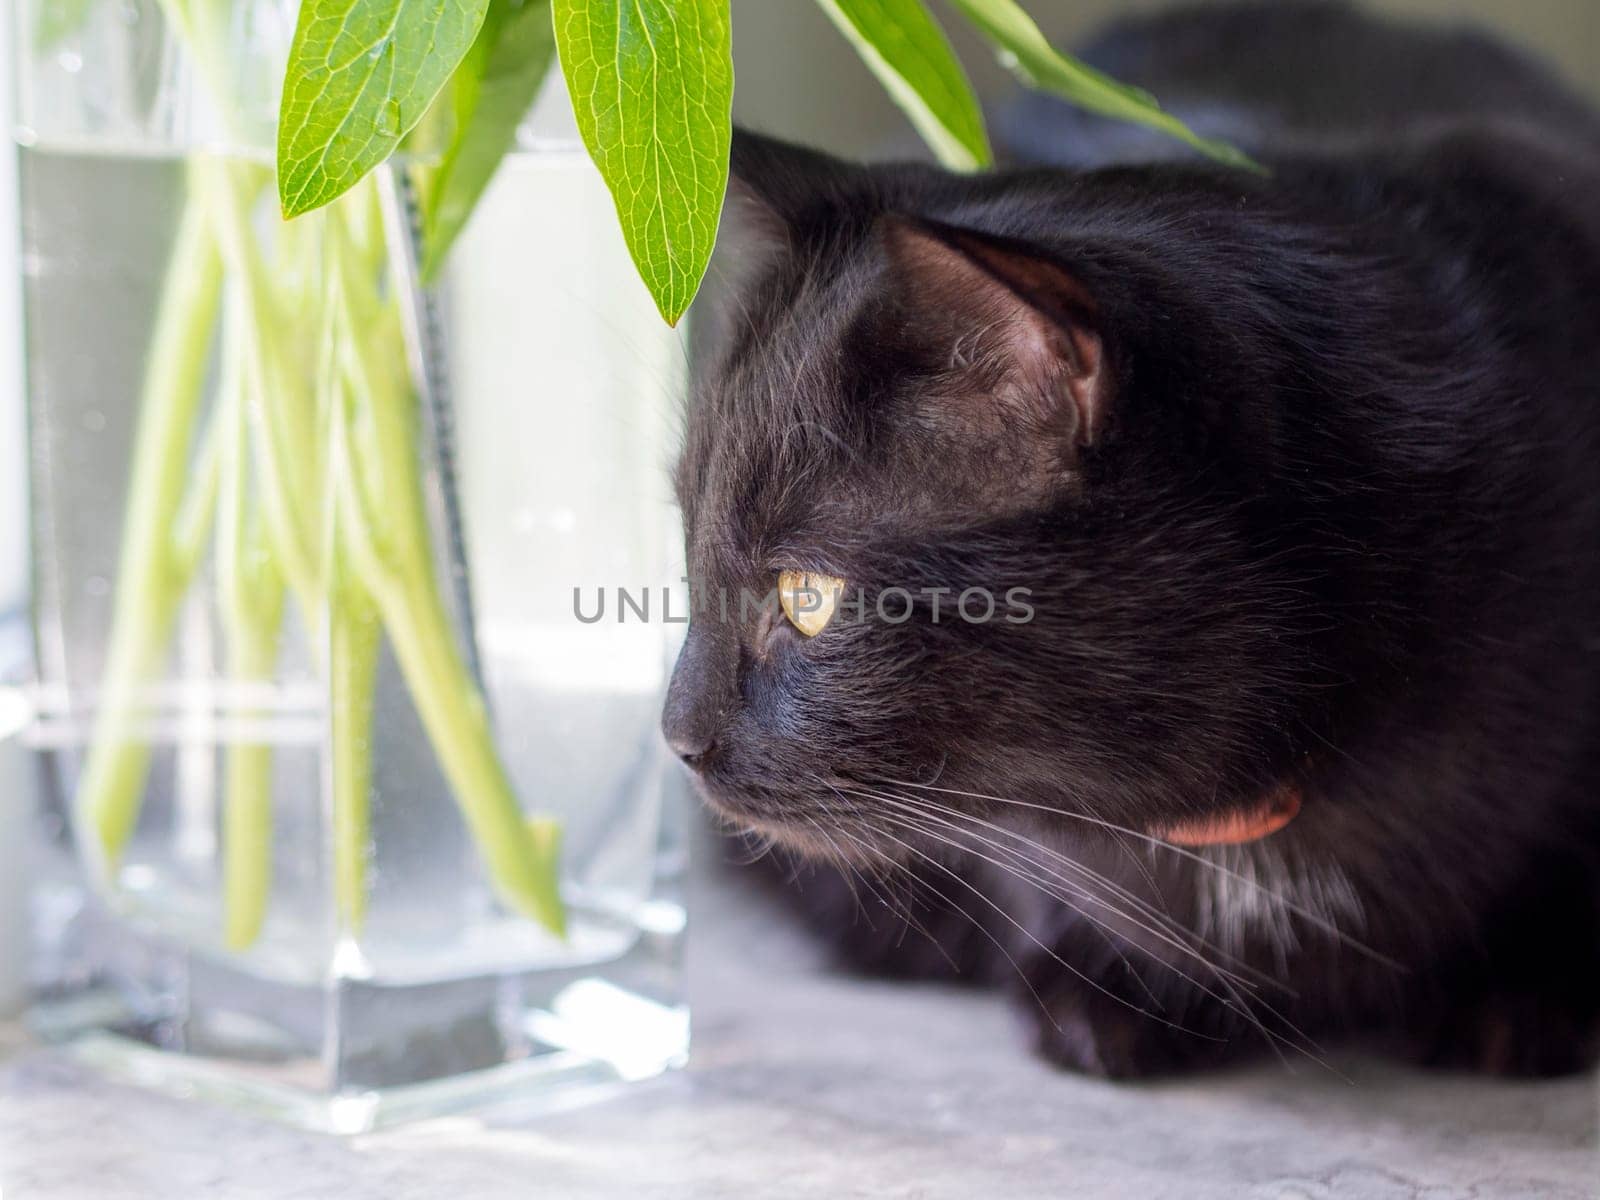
[664,1,1600,1077]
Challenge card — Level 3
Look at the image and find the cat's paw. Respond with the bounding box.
[1027,985,1252,1079]
[1406,992,1600,1077]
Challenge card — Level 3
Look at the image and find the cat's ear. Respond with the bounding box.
[725,127,863,236]
[708,129,864,327]
[880,216,1111,447]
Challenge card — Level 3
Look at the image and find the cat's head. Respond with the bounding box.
[665,130,1317,862]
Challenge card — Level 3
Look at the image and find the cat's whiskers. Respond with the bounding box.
[885,777,1399,969]
[841,776,1351,1065]
[823,808,1071,1030]
[1074,784,1165,903]
[814,774,1146,1023]
[724,824,781,869]
[856,786,1278,997]
[870,800,1172,1012]
[812,775,1245,1029]
[802,796,959,960]
[857,812,1232,1046]
[797,812,869,912]
[815,770,1131,1034]
[871,802,1332,1069]
[817,811,969,973]
[862,792,1334,1068]
[880,786,1268,982]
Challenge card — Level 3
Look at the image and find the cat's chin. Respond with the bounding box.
[745,818,883,867]
[688,776,898,868]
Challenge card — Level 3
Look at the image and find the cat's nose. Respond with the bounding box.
[662,688,719,769]
[664,725,715,767]
[662,624,734,770]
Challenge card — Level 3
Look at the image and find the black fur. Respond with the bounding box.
[665,1,1600,1077]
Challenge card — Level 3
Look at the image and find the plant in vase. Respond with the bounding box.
[75,0,564,949]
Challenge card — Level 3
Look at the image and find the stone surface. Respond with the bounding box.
[1,840,1596,1200]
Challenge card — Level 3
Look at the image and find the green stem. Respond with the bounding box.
[381,574,564,934]
[170,406,224,579]
[221,631,279,949]
[328,560,379,933]
[216,290,286,950]
[75,182,223,868]
[191,158,322,619]
[324,325,381,932]
[326,218,564,936]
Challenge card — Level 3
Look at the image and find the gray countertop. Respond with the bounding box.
[1,836,1596,1200]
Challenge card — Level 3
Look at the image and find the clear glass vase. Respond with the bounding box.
[11,0,688,1131]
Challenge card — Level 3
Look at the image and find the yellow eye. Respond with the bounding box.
[778,570,845,637]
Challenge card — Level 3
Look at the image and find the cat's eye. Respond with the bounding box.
[778,570,845,637]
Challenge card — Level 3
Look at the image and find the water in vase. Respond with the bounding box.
[15,3,689,1125]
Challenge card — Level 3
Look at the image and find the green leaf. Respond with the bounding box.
[816,0,990,171]
[946,0,1260,172]
[419,0,559,280]
[277,0,494,218]
[553,0,734,325]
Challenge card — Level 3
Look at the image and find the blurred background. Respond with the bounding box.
[727,0,1600,154]
[1,0,1598,621]
[1,12,22,628]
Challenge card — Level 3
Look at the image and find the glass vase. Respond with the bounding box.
[11,0,688,1131]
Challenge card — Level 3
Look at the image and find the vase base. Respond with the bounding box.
[45,1023,684,1133]
[28,879,689,1132]
[32,971,688,1133]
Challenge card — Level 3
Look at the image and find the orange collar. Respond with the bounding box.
[1156,782,1302,847]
